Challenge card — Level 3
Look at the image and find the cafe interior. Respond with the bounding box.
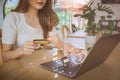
[0,0,120,80]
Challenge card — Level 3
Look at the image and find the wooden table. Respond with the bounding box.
[0,43,120,80]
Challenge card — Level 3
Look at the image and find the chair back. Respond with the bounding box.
[61,25,71,39]
[0,29,2,64]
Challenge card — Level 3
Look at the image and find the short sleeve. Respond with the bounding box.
[2,12,18,44]
[49,27,57,36]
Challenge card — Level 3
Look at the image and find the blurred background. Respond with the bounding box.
[0,0,120,35]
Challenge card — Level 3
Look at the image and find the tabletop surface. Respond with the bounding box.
[0,43,120,80]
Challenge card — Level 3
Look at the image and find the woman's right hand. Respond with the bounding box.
[22,41,35,55]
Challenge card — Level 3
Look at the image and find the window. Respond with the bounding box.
[4,0,71,29]
[3,0,89,30]
[53,0,71,29]
[4,0,19,16]
[53,0,90,29]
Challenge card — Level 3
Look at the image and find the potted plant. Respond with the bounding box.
[100,19,116,37]
[74,2,114,43]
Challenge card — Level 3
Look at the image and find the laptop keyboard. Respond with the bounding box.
[41,57,81,76]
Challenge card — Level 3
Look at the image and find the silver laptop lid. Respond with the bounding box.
[77,34,120,77]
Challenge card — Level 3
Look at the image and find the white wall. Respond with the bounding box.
[91,0,120,20]
[0,0,6,28]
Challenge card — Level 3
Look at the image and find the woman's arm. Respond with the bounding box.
[50,34,63,49]
[50,34,85,60]
[2,44,23,62]
[2,41,35,62]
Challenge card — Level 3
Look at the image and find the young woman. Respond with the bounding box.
[2,0,85,62]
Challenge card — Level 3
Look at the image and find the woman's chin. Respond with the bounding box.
[35,6,44,10]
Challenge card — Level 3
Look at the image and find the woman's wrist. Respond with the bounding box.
[63,42,68,50]
[63,42,73,50]
[70,46,75,52]
[16,48,24,57]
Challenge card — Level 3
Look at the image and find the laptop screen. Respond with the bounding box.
[78,34,120,76]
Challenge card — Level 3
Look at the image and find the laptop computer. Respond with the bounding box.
[40,34,120,78]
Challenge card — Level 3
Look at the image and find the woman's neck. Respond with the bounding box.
[26,6,38,17]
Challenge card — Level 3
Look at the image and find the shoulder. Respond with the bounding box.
[3,12,24,29]
[5,12,23,20]
[5,11,24,25]
[6,11,23,16]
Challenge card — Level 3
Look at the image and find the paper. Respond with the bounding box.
[66,30,88,64]
[68,30,86,49]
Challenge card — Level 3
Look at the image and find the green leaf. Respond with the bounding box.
[73,14,81,17]
[107,15,112,18]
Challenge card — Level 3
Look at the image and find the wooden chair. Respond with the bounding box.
[0,29,2,64]
[61,25,85,39]
[61,25,71,39]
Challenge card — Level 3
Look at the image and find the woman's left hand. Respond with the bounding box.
[63,43,85,62]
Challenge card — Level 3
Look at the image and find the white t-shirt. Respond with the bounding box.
[2,12,56,48]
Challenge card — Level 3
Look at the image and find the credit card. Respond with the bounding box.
[33,39,51,45]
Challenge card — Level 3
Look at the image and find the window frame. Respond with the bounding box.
[3,0,7,18]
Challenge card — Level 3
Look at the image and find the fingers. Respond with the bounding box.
[24,41,34,46]
[64,49,70,58]
[25,45,35,50]
[66,51,71,58]
[23,51,33,55]
[70,47,85,62]
[24,48,34,52]
[79,53,85,62]
[72,50,81,60]
[23,41,35,55]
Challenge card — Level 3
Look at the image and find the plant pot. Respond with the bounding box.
[85,35,96,44]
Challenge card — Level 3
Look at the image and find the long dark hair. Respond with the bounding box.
[13,0,59,38]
